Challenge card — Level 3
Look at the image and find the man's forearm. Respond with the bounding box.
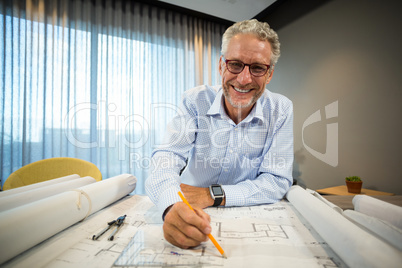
[180,184,226,208]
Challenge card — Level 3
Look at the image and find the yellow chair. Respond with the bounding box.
[3,157,102,190]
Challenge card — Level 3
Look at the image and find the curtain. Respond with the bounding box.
[0,0,226,193]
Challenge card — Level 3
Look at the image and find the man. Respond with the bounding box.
[145,19,293,249]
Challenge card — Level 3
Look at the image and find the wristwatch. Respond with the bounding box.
[209,184,225,207]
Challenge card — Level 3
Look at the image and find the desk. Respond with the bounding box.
[316,185,394,196]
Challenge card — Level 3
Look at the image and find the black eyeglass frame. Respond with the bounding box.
[223,57,271,77]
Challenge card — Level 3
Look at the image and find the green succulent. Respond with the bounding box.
[345,176,362,182]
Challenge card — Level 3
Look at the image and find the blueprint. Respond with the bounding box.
[113,201,346,268]
[3,184,401,268]
[4,192,345,268]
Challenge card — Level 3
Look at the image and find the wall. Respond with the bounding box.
[267,0,402,194]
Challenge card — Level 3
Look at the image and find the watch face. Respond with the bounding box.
[212,186,223,195]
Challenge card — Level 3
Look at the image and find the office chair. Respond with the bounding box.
[2,157,102,190]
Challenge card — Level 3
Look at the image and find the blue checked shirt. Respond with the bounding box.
[145,85,294,214]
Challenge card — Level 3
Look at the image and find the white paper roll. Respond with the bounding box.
[353,195,402,229]
[343,209,402,251]
[307,188,343,214]
[0,176,96,212]
[0,174,81,198]
[0,173,137,264]
[286,186,402,268]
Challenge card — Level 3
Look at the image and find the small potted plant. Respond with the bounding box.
[345,176,363,194]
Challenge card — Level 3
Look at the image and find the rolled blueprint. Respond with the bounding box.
[353,195,402,229]
[286,186,402,268]
[307,188,343,214]
[343,209,402,251]
[0,174,137,264]
[0,174,80,198]
[0,176,96,212]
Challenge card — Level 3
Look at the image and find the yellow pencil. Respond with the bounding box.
[178,191,227,259]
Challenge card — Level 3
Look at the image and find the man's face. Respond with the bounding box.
[219,33,274,113]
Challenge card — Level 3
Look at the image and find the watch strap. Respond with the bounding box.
[213,196,222,207]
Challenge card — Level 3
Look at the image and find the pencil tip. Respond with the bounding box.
[222,253,227,259]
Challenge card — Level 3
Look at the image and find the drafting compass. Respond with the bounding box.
[92,215,126,241]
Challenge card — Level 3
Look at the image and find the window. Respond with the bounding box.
[0,1,226,193]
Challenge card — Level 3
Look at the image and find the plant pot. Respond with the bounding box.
[346,181,363,194]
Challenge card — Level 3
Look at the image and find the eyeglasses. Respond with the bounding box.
[223,57,270,77]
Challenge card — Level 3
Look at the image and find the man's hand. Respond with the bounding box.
[180,184,220,208]
[163,202,211,248]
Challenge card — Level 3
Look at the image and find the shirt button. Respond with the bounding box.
[224,169,228,172]
[229,149,233,153]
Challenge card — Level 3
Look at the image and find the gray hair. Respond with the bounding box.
[221,19,280,66]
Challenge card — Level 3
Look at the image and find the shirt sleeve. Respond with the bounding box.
[145,95,197,213]
[223,101,294,207]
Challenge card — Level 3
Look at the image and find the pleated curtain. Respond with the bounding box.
[0,0,227,193]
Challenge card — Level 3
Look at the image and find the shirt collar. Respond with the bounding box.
[206,88,224,116]
[253,97,265,122]
[241,98,264,123]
